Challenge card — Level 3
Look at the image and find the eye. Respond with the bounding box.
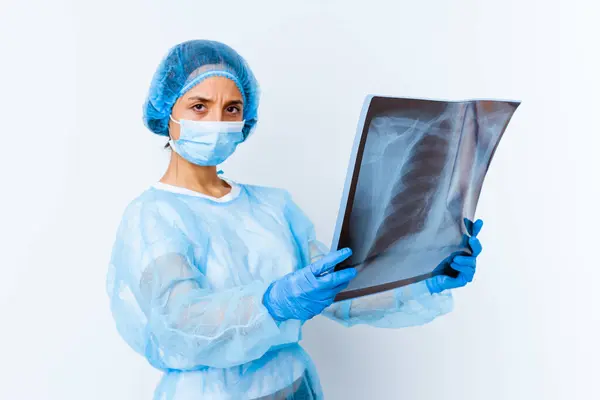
[192,104,206,112]
[226,105,241,114]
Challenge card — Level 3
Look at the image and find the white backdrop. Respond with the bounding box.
[1,1,598,399]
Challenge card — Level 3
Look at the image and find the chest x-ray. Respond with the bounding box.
[331,96,520,302]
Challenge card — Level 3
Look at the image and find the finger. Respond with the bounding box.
[450,263,475,282]
[473,219,484,237]
[468,236,483,256]
[319,285,350,301]
[450,261,475,274]
[459,233,470,248]
[463,218,474,235]
[431,275,461,292]
[427,275,447,294]
[445,275,467,289]
[310,248,352,276]
[317,267,357,288]
[453,256,476,267]
[331,281,351,294]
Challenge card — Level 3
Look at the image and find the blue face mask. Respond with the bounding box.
[169,116,245,166]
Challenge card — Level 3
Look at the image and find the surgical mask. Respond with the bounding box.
[169,116,245,166]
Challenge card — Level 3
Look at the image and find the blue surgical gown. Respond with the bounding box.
[106,179,453,399]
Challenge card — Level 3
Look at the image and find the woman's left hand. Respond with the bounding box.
[426,218,484,295]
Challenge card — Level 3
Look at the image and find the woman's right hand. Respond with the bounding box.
[262,248,357,322]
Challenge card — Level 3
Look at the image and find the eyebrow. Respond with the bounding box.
[187,96,212,103]
[187,96,244,106]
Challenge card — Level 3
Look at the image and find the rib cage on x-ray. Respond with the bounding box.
[331,96,520,301]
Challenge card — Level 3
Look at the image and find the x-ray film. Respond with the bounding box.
[331,96,520,302]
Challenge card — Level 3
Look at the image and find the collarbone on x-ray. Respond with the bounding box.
[331,95,520,301]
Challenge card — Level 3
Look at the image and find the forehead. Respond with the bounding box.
[184,76,243,100]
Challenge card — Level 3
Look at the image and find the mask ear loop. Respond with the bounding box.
[168,114,180,185]
[168,115,179,153]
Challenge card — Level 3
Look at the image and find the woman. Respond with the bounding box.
[106,40,483,400]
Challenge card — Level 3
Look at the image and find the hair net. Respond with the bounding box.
[143,40,260,139]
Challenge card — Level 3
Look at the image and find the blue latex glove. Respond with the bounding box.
[263,248,357,322]
[426,219,484,295]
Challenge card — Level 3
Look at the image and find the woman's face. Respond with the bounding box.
[168,76,244,140]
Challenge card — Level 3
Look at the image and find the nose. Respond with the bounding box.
[206,106,225,121]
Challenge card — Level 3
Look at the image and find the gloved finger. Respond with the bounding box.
[472,219,484,236]
[316,288,345,303]
[453,255,476,267]
[444,276,467,289]
[450,261,475,274]
[450,263,475,282]
[317,267,357,288]
[464,218,484,237]
[463,218,474,235]
[429,275,457,292]
[328,279,354,294]
[468,236,483,256]
[310,248,353,276]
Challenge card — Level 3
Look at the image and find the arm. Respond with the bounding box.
[321,280,453,328]
[313,242,454,328]
[140,251,282,370]
[319,219,483,328]
[275,193,450,328]
[111,201,285,371]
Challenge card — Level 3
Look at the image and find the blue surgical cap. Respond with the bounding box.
[143,40,260,139]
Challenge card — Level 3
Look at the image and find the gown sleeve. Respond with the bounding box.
[280,192,453,329]
[107,198,285,370]
[312,239,453,328]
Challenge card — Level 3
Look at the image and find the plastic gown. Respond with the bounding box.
[106,179,453,399]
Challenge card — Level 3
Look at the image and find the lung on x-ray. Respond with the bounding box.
[331,96,520,302]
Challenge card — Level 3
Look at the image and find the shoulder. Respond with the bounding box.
[241,183,312,226]
[122,188,161,218]
[241,183,293,206]
[118,187,182,231]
